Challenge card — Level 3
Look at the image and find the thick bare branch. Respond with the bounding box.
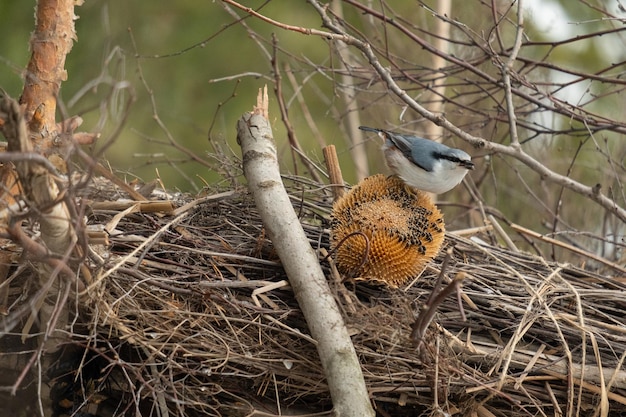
[237,87,375,417]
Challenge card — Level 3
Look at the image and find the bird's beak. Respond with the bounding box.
[461,160,475,170]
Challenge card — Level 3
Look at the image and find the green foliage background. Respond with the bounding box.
[1,1,384,192]
[0,1,505,192]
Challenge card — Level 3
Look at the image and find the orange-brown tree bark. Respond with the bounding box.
[20,0,81,150]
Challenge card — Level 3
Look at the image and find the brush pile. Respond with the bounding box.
[30,173,624,417]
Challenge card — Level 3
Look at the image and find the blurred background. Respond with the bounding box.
[1,0,625,265]
[2,1,353,192]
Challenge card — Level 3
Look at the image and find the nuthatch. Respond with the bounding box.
[359,126,474,194]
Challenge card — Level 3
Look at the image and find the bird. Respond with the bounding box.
[359,126,474,194]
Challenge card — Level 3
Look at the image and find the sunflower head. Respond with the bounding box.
[330,174,445,287]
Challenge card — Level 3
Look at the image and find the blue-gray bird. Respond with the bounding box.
[359,126,474,194]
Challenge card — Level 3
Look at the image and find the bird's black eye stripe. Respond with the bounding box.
[433,152,463,164]
[433,152,474,168]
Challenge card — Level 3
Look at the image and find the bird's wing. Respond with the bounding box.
[387,133,437,172]
[385,132,414,158]
[361,126,443,172]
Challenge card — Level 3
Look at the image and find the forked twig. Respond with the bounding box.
[411,248,466,349]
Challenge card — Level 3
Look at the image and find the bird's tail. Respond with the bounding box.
[358,126,382,134]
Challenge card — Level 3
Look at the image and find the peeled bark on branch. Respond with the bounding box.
[21,0,81,150]
[237,87,375,417]
[0,0,85,295]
